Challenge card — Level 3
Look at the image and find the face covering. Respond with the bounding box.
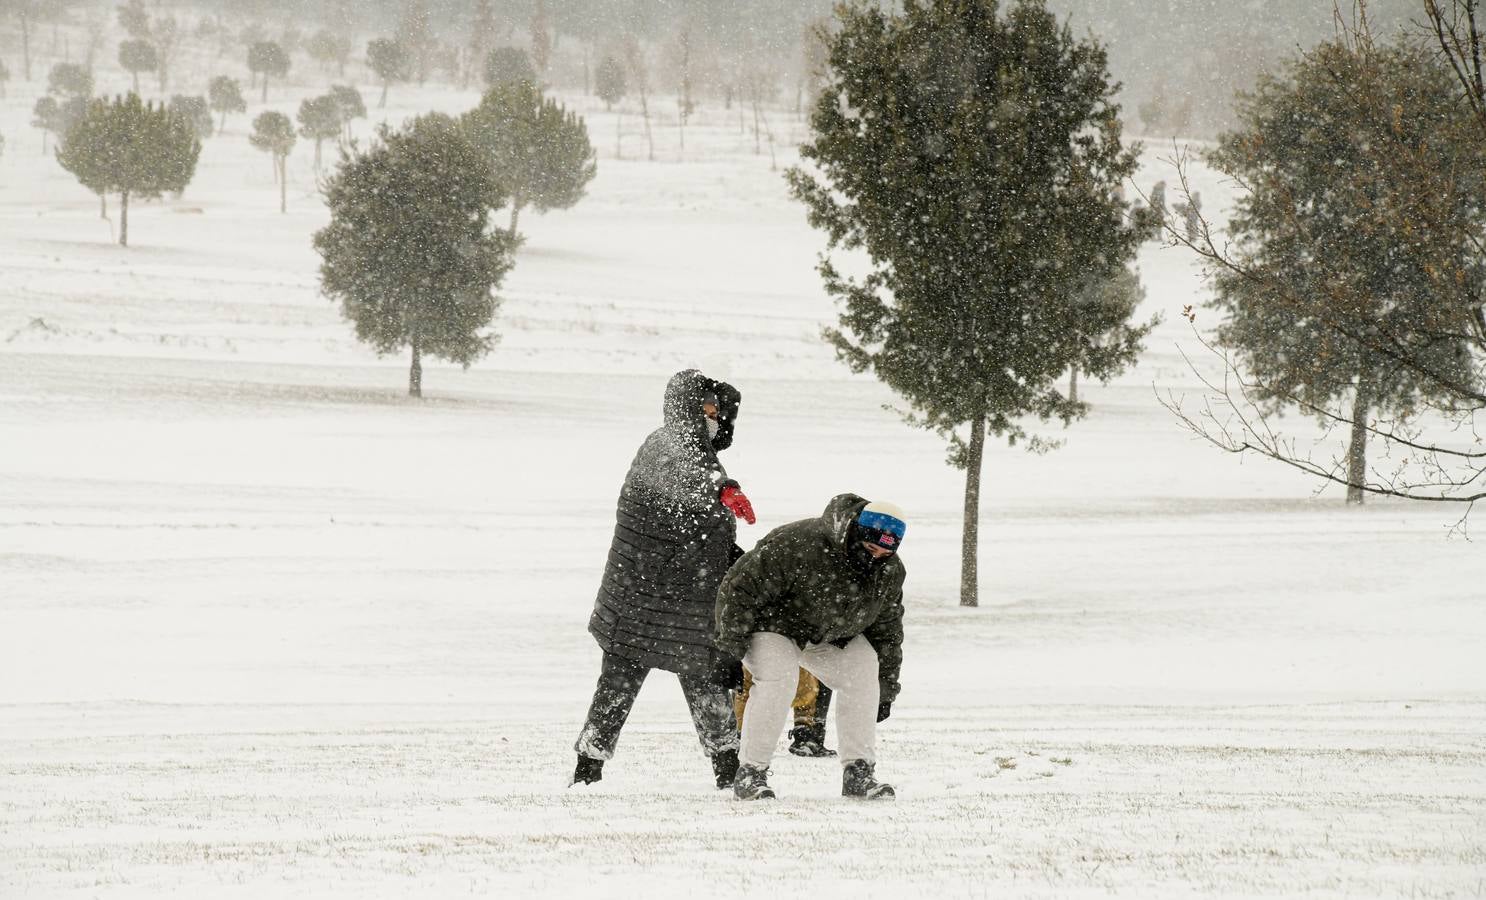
[846,521,892,579]
[706,418,720,441]
[846,541,878,579]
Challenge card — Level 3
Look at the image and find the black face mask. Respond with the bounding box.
[845,522,890,579]
[846,541,879,579]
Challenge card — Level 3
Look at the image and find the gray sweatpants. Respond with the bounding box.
[739,632,879,768]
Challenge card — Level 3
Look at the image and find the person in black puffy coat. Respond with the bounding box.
[572,369,756,789]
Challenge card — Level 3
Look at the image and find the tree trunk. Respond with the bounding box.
[261,76,269,103]
[1346,374,1371,504]
[20,11,32,80]
[314,137,322,169]
[278,157,287,214]
[615,110,622,159]
[119,190,130,247]
[1069,365,1079,403]
[41,129,48,154]
[99,192,107,218]
[639,92,653,161]
[379,79,388,109]
[132,70,140,94]
[960,409,987,607]
[218,109,226,135]
[408,337,422,398]
[509,200,522,237]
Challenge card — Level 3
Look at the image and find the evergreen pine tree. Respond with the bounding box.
[314,113,518,397]
[56,94,201,246]
[152,15,180,93]
[1068,266,1147,403]
[208,75,246,135]
[11,0,35,80]
[32,93,86,153]
[529,2,552,85]
[461,81,596,236]
[118,40,157,94]
[329,85,366,143]
[117,0,150,40]
[367,38,411,108]
[297,93,342,169]
[466,0,502,90]
[306,30,352,76]
[788,0,1149,607]
[247,41,290,102]
[1137,81,1168,135]
[31,95,59,152]
[44,92,107,217]
[169,95,213,140]
[1206,39,1486,504]
[249,110,295,213]
[47,62,92,99]
[485,46,535,88]
[396,0,437,86]
[594,54,626,110]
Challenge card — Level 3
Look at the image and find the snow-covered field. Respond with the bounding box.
[3,32,1486,899]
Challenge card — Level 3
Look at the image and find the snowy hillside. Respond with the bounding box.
[2,24,1485,900]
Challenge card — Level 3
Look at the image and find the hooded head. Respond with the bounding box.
[662,369,740,452]
[823,494,906,579]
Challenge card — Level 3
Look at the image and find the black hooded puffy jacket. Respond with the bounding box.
[587,369,742,675]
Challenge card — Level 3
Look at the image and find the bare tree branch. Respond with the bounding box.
[1158,328,1486,502]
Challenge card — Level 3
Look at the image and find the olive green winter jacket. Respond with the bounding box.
[714,493,906,702]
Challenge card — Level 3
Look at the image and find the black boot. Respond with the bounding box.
[788,724,837,758]
[733,763,776,800]
[712,748,740,789]
[571,754,604,786]
[842,759,894,800]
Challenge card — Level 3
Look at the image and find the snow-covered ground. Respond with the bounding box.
[3,31,1485,899]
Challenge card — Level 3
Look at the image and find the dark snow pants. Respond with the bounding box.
[574,650,739,761]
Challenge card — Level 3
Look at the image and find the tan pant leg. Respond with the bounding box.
[792,669,820,726]
[733,667,753,730]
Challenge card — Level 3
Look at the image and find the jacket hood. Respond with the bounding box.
[822,493,871,551]
[662,369,741,452]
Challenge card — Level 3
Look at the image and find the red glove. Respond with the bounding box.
[720,485,756,525]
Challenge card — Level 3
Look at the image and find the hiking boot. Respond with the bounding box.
[571,754,604,786]
[712,748,740,789]
[733,764,776,800]
[842,759,894,800]
[788,724,837,758]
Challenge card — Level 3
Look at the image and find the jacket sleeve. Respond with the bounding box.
[713,536,785,660]
[861,565,906,703]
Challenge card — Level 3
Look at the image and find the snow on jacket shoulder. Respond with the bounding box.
[714,493,906,703]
